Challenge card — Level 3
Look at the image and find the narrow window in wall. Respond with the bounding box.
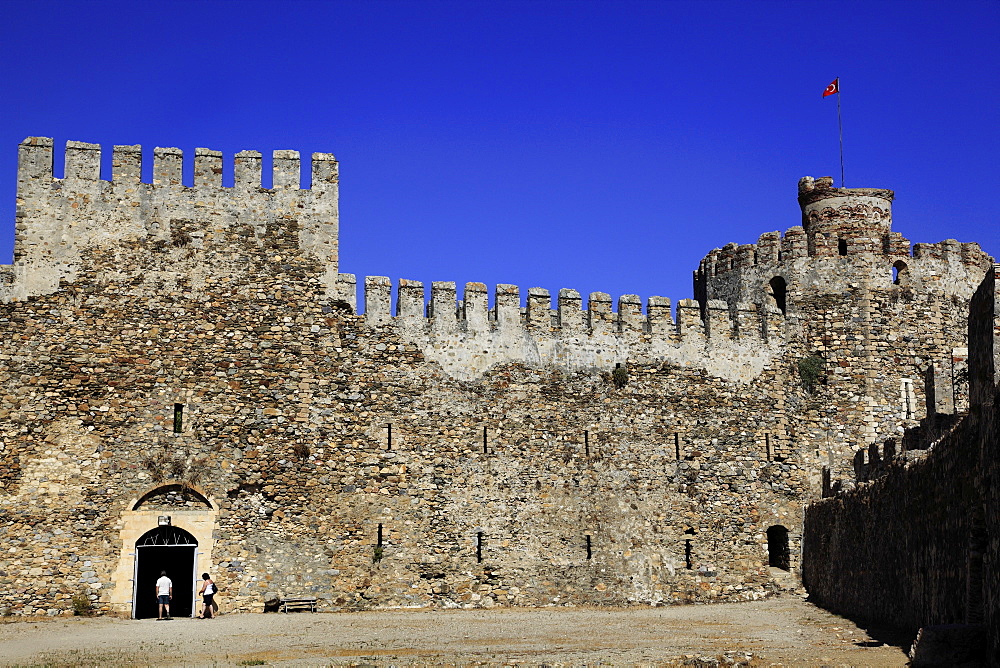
[173,404,184,433]
[892,260,908,286]
[838,239,848,256]
[476,531,484,563]
[482,426,488,454]
[387,423,392,451]
[674,433,681,460]
[764,433,772,461]
[902,379,915,419]
[584,430,590,457]
[768,277,787,316]
[684,528,696,569]
[585,534,592,560]
[373,523,384,563]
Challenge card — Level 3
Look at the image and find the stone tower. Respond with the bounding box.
[694,176,990,476]
[4,137,340,303]
[797,176,894,256]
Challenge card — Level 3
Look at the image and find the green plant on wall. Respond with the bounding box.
[141,447,210,491]
[612,365,629,389]
[798,355,825,393]
[141,454,164,482]
[71,592,94,616]
[372,545,384,563]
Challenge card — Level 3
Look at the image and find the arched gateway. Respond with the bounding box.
[108,483,219,618]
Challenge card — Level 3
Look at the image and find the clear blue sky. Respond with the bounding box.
[2,0,997,307]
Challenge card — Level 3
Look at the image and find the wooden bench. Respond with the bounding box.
[280,597,317,613]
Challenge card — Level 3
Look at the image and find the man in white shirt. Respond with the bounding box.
[155,571,173,620]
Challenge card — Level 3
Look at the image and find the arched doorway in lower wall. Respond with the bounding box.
[133,525,198,619]
[108,483,219,618]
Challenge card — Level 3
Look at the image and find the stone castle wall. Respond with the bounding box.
[0,227,809,614]
[0,138,992,618]
[802,265,1000,662]
[5,137,339,302]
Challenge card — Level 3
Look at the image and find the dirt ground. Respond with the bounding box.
[0,595,910,667]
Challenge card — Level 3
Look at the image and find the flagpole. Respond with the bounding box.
[837,81,845,188]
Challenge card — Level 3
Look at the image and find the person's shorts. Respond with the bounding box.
[158,595,170,605]
[203,593,214,605]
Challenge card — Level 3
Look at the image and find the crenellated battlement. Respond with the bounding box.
[328,273,784,381]
[693,176,994,314]
[6,138,339,302]
[18,137,338,191]
[342,274,782,341]
[698,229,989,281]
[317,173,993,381]
[4,142,994,388]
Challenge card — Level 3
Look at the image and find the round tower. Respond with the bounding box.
[797,176,894,256]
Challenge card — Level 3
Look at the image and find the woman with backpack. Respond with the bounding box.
[197,573,217,619]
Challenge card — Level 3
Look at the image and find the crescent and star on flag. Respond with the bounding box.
[823,78,840,97]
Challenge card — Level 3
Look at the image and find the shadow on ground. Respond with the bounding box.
[806,598,916,652]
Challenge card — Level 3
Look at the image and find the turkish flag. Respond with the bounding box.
[823,78,839,97]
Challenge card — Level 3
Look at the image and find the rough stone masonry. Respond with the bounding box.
[803,263,1000,664]
[0,139,992,623]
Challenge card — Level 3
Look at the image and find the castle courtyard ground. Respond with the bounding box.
[0,596,908,667]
